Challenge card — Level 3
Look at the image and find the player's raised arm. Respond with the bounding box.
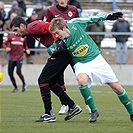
[68,12,123,29]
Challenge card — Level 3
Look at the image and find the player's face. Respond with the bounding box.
[12,24,27,38]
[52,27,70,40]
[57,0,68,8]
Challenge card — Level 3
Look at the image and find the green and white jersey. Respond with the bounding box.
[64,23,100,64]
[48,13,108,64]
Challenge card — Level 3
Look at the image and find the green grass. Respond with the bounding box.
[0,85,133,133]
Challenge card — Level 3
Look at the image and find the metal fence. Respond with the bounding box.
[0,31,133,52]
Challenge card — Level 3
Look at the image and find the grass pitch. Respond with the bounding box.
[0,85,133,133]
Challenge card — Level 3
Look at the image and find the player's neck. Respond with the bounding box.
[56,4,68,11]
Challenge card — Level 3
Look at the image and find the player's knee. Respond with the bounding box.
[77,74,88,86]
[16,72,21,76]
[8,71,13,77]
[38,76,47,85]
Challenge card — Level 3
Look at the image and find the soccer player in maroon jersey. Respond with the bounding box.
[2,34,30,92]
[44,0,80,115]
[44,0,79,22]
[10,16,82,122]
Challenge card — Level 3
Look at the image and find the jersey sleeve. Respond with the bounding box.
[2,35,11,49]
[44,9,53,22]
[69,13,108,29]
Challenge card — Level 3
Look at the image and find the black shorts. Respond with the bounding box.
[38,51,73,84]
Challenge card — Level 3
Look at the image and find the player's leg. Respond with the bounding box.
[57,74,69,115]
[8,60,19,92]
[74,61,99,123]
[36,52,82,122]
[70,60,92,114]
[94,54,133,121]
[108,82,133,121]
[77,73,99,123]
[16,60,26,92]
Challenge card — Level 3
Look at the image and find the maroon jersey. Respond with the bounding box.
[44,5,79,22]
[3,34,28,61]
[27,20,57,48]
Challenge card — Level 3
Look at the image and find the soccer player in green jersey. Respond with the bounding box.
[49,12,133,123]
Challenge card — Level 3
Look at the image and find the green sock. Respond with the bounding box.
[118,89,133,115]
[79,85,97,111]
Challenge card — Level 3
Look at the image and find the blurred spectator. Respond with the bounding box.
[45,0,57,8]
[86,21,106,49]
[3,12,18,61]
[0,1,6,48]
[17,0,27,15]
[68,0,82,14]
[111,14,131,64]
[3,13,17,32]
[33,0,42,4]
[33,2,46,20]
[33,2,46,54]
[26,11,38,64]
[7,1,25,20]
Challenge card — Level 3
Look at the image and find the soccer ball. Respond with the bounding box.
[0,72,3,82]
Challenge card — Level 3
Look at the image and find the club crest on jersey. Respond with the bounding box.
[68,11,73,17]
[72,44,88,57]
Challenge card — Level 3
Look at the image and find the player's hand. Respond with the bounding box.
[5,47,11,52]
[106,12,123,20]
[26,49,30,54]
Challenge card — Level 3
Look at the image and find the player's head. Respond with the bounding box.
[57,0,69,8]
[50,17,70,40]
[10,16,28,38]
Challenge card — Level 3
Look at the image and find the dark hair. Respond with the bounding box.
[10,16,27,29]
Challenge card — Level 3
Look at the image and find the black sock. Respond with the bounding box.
[10,76,17,89]
[50,83,75,108]
[39,83,52,115]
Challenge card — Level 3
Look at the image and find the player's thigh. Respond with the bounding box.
[39,52,72,82]
[8,61,16,75]
[16,60,22,74]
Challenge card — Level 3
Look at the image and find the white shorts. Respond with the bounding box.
[74,54,118,87]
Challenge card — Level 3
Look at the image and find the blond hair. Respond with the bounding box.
[50,17,67,31]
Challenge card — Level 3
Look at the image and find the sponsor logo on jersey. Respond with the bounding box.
[72,44,88,57]
[55,14,60,17]
[11,41,23,45]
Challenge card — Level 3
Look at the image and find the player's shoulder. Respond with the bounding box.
[8,34,16,38]
[28,20,46,29]
[68,5,77,9]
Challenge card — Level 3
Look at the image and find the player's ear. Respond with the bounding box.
[20,23,25,29]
